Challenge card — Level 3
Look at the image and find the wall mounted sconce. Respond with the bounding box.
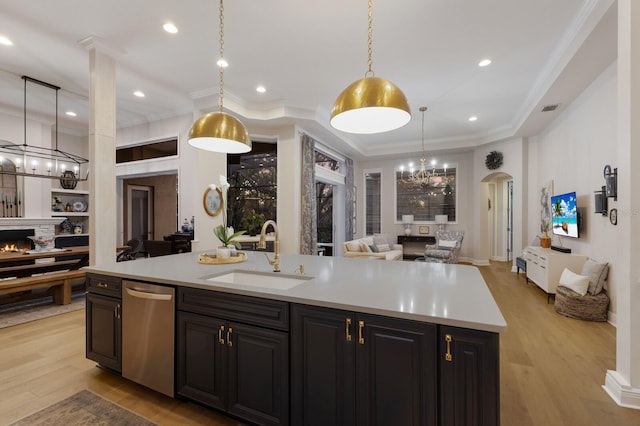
[603,164,617,200]
[594,186,607,216]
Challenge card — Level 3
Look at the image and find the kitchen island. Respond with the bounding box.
[84,251,506,426]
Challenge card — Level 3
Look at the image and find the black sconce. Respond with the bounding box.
[594,186,607,216]
[603,164,617,200]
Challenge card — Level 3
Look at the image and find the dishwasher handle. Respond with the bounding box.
[125,287,173,301]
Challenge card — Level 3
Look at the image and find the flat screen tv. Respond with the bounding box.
[550,191,579,238]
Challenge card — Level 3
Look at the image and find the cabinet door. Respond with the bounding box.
[291,304,356,426]
[439,326,500,426]
[86,293,121,372]
[227,322,289,426]
[356,313,437,426]
[176,311,227,410]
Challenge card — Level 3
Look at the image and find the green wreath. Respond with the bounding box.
[485,151,503,170]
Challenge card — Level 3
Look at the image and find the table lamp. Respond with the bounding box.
[435,215,448,231]
[402,215,414,236]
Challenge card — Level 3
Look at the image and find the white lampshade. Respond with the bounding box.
[402,215,414,224]
[435,215,448,224]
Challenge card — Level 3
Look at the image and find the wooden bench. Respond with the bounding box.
[0,270,86,305]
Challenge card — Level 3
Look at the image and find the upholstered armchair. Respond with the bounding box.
[423,230,465,263]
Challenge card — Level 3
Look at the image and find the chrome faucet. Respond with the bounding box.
[258,220,280,272]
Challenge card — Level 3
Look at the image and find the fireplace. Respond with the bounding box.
[0,229,36,252]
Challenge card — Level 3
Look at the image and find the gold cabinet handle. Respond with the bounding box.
[218,325,225,345]
[445,334,452,362]
[345,318,352,342]
[97,282,108,288]
[227,327,233,347]
[358,320,365,345]
[114,304,121,319]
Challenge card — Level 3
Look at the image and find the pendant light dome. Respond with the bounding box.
[330,0,411,134]
[188,0,251,153]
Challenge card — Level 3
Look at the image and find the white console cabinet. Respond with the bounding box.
[524,247,588,302]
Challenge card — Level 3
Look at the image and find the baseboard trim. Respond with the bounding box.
[603,370,640,409]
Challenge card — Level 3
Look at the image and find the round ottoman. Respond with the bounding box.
[554,285,609,322]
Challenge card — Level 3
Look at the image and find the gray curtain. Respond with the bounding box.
[300,134,317,255]
[345,157,355,241]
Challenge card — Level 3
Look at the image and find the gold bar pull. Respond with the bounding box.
[345,318,352,342]
[114,304,121,319]
[218,325,225,345]
[227,327,233,347]
[97,282,108,288]
[358,320,365,345]
[445,334,453,362]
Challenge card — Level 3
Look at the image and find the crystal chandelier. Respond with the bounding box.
[399,107,439,185]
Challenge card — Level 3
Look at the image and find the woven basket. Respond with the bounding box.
[554,285,609,322]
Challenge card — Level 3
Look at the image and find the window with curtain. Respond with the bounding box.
[226,142,277,233]
[365,170,381,235]
[395,165,457,222]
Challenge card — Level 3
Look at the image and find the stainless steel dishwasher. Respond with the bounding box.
[122,280,175,397]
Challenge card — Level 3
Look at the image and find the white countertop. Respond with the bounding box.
[84,251,507,333]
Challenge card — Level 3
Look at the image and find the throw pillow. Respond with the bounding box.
[580,259,609,295]
[376,243,390,252]
[361,242,372,253]
[362,236,375,247]
[370,245,379,253]
[559,268,590,296]
[438,239,457,251]
[373,233,394,247]
[346,240,362,252]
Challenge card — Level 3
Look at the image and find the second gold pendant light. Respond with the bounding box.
[330,0,411,134]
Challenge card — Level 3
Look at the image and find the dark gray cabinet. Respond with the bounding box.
[439,326,500,426]
[292,304,438,426]
[177,287,289,426]
[85,274,122,372]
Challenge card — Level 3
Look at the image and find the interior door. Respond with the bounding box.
[127,185,154,241]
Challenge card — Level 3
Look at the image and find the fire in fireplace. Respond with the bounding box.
[0,229,36,252]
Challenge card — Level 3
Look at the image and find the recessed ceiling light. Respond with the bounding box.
[65,111,77,117]
[216,58,228,68]
[256,85,266,93]
[0,35,13,46]
[468,116,478,122]
[478,59,492,67]
[163,22,178,34]
[133,90,145,98]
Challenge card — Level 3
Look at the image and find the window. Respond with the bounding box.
[226,142,277,232]
[116,138,177,163]
[364,170,381,235]
[395,165,457,222]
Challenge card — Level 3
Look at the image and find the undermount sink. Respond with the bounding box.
[204,270,312,290]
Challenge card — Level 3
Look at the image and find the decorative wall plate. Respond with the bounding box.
[72,199,88,212]
[609,208,617,225]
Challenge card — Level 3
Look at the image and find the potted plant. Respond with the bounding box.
[240,212,266,236]
[213,225,245,251]
[540,220,551,248]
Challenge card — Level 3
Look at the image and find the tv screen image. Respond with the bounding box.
[550,191,579,238]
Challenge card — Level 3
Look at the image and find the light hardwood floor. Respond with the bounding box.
[1,261,639,425]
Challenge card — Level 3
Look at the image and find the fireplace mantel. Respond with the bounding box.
[0,218,63,227]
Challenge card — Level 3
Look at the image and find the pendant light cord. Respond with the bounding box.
[366,0,374,77]
[218,0,225,112]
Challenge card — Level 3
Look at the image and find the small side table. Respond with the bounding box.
[516,256,527,275]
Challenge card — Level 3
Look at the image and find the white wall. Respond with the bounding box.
[528,62,619,314]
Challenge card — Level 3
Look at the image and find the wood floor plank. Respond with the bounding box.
[0,261,639,425]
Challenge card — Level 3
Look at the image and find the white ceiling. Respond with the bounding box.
[0,0,616,160]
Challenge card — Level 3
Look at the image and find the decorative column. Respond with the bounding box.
[603,0,640,408]
[82,37,117,265]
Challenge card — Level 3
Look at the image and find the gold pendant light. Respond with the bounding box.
[330,0,411,134]
[188,0,251,153]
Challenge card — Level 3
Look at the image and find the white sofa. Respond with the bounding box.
[342,235,403,261]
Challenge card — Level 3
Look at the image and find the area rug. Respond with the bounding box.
[9,389,157,426]
[0,292,85,328]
